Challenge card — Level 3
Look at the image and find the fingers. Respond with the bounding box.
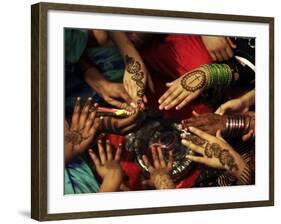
[157,147,166,168]
[216,130,227,143]
[159,88,182,110]
[226,37,237,49]
[186,155,206,165]
[209,52,217,61]
[158,84,177,105]
[79,97,92,130]
[225,46,234,59]
[71,97,81,130]
[97,139,106,164]
[114,143,122,161]
[214,51,223,62]
[142,154,154,173]
[181,139,204,155]
[106,97,126,109]
[167,150,173,170]
[151,147,160,169]
[192,110,200,117]
[89,149,101,167]
[89,117,101,136]
[119,109,140,127]
[215,104,228,115]
[242,129,254,142]
[120,90,133,106]
[175,91,199,110]
[187,126,215,142]
[105,139,113,161]
[84,103,98,133]
[162,91,187,110]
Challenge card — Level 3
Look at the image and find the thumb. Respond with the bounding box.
[215,105,227,115]
[216,130,227,143]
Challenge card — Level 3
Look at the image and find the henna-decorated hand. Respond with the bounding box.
[158,68,208,110]
[142,147,175,189]
[182,113,227,136]
[124,54,153,106]
[64,97,101,164]
[181,127,251,184]
[89,139,124,192]
[98,108,144,135]
[201,36,236,61]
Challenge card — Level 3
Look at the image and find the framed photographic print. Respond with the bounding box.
[31,2,274,221]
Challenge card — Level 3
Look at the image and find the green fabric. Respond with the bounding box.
[64,154,100,194]
[86,46,124,82]
[64,29,88,64]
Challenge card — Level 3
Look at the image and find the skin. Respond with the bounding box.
[158,67,209,110]
[181,113,227,136]
[98,108,144,135]
[142,147,175,189]
[201,36,237,62]
[64,97,101,164]
[215,89,255,115]
[181,127,249,181]
[82,62,133,109]
[215,90,255,141]
[88,139,124,192]
[109,32,154,105]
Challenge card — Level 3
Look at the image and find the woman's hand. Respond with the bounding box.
[181,127,251,184]
[158,68,208,110]
[215,89,255,116]
[201,36,236,62]
[182,113,227,136]
[99,108,144,135]
[64,97,100,164]
[142,147,175,189]
[89,139,124,192]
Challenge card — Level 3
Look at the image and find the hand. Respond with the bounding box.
[99,108,144,135]
[201,36,236,61]
[158,68,208,110]
[64,97,100,164]
[215,98,249,115]
[142,147,175,189]
[123,54,152,105]
[89,139,124,192]
[215,90,255,115]
[182,113,227,136]
[181,127,250,183]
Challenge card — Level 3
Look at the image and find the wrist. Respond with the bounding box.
[152,172,175,189]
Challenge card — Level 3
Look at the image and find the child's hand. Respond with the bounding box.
[142,147,175,189]
[64,97,100,164]
[181,127,251,184]
[89,139,124,192]
[158,68,208,110]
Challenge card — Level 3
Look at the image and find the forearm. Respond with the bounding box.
[240,89,255,108]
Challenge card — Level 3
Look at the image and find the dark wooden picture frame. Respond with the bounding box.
[31,2,274,221]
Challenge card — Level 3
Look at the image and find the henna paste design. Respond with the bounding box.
[65,131,83,145]
[180,70,207,92]
[125,55,145,97]
[204,143,213,158]
[210,143,221,158]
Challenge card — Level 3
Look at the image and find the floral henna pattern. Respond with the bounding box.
[65,131,83,145]
[125,55,145,97]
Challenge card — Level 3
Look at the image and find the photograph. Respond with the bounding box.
[31,2,273,220]
[64,30,256,194]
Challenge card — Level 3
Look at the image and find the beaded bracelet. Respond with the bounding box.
[202,64,233,89]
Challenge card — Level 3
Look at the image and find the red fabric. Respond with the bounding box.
[107,34,213,190]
